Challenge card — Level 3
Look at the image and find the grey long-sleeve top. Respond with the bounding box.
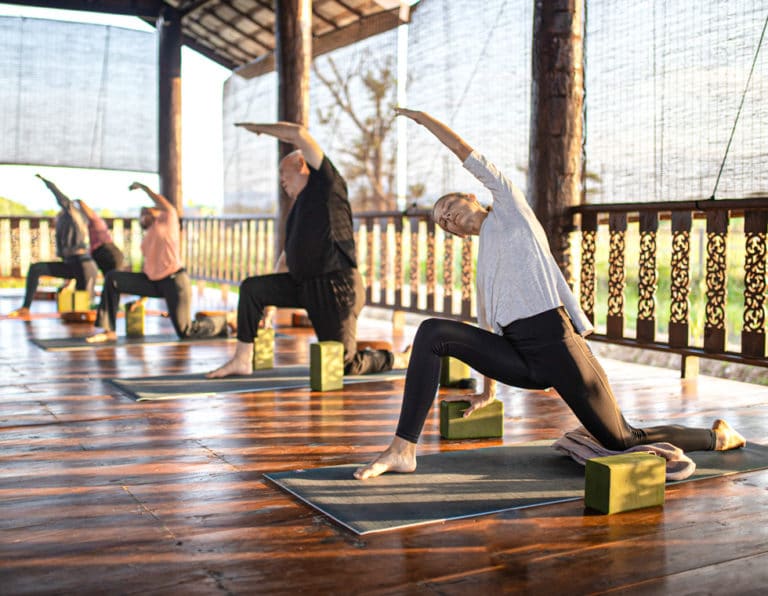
[464,150,593,336]
[42,179,89,259]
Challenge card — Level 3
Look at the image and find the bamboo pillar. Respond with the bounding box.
[157,6,183,214]
[528,0,584,276]
[274,0,311,255]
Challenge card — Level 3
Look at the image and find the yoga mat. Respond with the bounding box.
[109,364,407,401]
[31,334,238,351]
[264,442,768,535]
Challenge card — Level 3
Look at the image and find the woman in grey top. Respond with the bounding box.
[355,108,745,480]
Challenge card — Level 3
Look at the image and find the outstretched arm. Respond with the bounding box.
[128,182,175,212]
[235,122,324,170]
[443,376,498,418]
[36,174,71,209]
[394,108,473,162]
[75,198,96,221]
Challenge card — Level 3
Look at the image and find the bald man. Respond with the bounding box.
[207,122,409,378]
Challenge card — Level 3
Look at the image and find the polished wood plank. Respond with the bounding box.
[1,291,768,594]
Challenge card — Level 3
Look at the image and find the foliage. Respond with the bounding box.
[0,196,34,216]
[314,51,399,212]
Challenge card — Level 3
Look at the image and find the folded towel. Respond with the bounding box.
[552,426,696,481]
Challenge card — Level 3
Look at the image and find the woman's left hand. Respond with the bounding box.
[442,393,496,418]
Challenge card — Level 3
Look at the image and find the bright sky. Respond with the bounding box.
[0,3,230,214]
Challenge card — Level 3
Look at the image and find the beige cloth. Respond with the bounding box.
[553,426,696,481]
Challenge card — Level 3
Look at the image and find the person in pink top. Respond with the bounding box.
[75,199,125,276]
[86,182,230,343]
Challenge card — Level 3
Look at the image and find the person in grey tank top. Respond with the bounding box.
[355,108,745,480]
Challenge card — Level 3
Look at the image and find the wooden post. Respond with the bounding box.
[703,210,728,353]
[528,0,584,275]
[669,211,692,349]
[274,0,311,255]
[742,211,767,358]
[157,6,182,214]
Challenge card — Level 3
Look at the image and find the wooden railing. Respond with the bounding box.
[0,216,145,277]
[571,198,768,372]
[2,199,766,373]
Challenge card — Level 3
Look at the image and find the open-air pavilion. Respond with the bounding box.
[1,1,768,593]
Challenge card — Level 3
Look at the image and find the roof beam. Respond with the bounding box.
[236,4,412,79]
[1,0,163,18]
[193,5,271,53]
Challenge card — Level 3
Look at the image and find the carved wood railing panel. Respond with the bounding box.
[3,200,766,371]
[571,198,768,369]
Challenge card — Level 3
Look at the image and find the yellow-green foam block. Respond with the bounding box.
[57,288,73,312]
[57,289,91,312]
[253,328,275,370]
[439,399,504,440]
[73,290,90,311]
[584,452,666,514]
[125,301,145,337]
[439,356,471,387]
[310,341,344,391]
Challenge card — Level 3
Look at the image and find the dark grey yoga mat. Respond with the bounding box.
[31,334,238,351]
[109,364,406,401]
[264,442,768,535]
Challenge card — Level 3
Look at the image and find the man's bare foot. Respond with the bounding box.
[85,331,117,343]
[713,419,746,450]
[392,344,412,370]
[205,340,254,378]
[7,307,30,318]
[354,436,417,480]
[205,357,252,378]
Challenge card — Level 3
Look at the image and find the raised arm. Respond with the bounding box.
[394,108,473,162]
[36,174,71,209]
[128,182,175,212]
[235,122,324,170]
[75,198,96,221]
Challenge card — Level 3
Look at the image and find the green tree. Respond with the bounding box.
[0,197,34,216]
[314,51,398,212]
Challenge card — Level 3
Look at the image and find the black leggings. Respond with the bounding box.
[95,269,226,339]
[236,268,392,375]
[22,257,97,308]
[395,308,716,452]
[91,243,125,276]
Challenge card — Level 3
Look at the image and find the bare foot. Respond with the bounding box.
[7,307,30,318]
[712,419,746,450]
[205,357,252,378]
[354,436,417,480]
[206,341,254,378]
[85,331,117,343]
[392,344,412,370]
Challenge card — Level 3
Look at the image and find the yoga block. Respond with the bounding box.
[439,399,504,440]
[440,356,471,387]
[57,289,90,313]
[310,341,344,391]
[73,291,90,311]
[584,453,666,514]
[253,328,275,370]
[57,288,73,312]
[125,301,145,337]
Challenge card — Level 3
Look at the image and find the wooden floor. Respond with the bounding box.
[2,290,768,595]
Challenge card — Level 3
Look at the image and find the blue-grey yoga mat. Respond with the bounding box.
[109,364,407,401]
[264,442,768,535]
[31,334,237,351]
